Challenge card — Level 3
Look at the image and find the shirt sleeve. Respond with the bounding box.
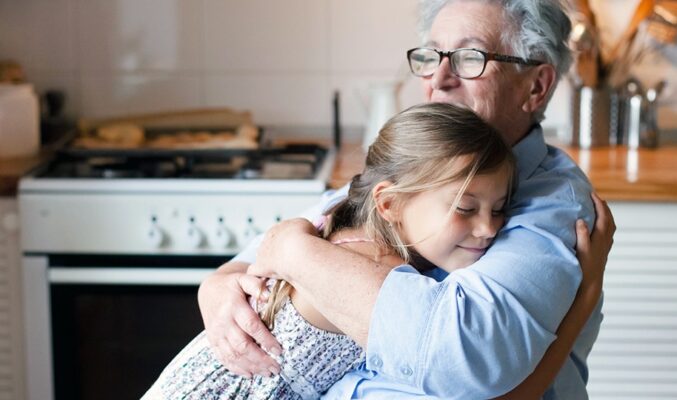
[231,185,350,264]
[366,173,595,398]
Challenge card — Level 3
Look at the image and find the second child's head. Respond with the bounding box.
[325,102,515,272]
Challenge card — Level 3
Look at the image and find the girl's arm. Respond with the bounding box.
[248,218,390,346]
[495,194,615,400]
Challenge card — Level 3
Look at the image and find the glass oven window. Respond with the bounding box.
[51,283,204,400]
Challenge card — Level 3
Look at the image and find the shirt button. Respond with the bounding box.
[370,355,383,368]
[401,366,413,376]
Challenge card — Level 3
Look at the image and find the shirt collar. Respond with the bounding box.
[511,124,547,180]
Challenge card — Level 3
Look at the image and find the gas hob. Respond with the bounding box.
[19,143,336,256]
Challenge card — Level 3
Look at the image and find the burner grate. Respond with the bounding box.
[37,144,329,180]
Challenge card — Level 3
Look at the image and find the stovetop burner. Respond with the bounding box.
[35,144,329,180]
[77,158,179,179]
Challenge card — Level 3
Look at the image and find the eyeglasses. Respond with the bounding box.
[407,47,544,79]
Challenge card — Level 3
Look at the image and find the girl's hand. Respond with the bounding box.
[575,192,616,292]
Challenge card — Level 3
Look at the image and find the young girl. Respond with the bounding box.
[143,102,605,399]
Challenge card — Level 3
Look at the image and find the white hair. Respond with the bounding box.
[418,0,573,121]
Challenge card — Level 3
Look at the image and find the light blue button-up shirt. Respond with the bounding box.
[235,126,602,399]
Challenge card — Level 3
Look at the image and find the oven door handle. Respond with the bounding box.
[49,267,213,285]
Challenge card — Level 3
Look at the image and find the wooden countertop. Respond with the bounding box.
[331,142,677,202]
[329,144,366,189]
[3,142,676,202]
[0,153,49,197]
[560,145,677,202]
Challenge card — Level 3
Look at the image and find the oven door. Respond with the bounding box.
[22,254,226,400]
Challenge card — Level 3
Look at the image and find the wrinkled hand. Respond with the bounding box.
[248,218,319,279]
[200,271,282,377]
[575,192,616,290]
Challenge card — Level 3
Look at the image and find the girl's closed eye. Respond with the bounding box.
[455,206,505,216]
[492,199,508,216]
[492,207,506,216]
[453,197,478,215]
[455,206,475,215]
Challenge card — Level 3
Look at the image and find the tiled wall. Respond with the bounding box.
[0,0,422,132]
[0,0,674,138]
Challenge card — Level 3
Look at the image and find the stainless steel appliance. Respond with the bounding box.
[19,130,336,400]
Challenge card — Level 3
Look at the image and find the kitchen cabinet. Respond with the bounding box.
[587,202,677,399]
[0,197,25,400]
[561,145,677,399]
[0,155,42,400]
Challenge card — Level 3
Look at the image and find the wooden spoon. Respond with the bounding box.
[606,0,656,66]
[575,0,598,27]
[649,1,677,44]
[572,0,601,87]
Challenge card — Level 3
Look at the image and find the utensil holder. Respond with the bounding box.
[570,86,612,148]
[610,92,626,146]
[625,94,659,149]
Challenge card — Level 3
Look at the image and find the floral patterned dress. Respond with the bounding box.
[142,283,365,400]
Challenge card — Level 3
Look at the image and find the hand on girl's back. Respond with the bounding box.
[250,218,319,279]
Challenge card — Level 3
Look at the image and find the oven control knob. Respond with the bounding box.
[186,225,206,248]
[244,217,263,241]
[214,225,234,248]
[147,225,167,248]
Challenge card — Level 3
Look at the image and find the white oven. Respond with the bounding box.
[19,144,335,400]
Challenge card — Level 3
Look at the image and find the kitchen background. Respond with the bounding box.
[2,1,677,400]
[0,0,675,139]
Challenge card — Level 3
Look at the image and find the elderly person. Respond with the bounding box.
[199,0,611,398]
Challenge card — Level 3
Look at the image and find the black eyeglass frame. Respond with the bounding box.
[406,47,544,79]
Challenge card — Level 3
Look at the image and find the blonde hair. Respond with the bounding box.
[261,102,515,328]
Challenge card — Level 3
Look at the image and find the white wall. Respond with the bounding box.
[0,0,674,137]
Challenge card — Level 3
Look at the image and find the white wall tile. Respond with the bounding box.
[329,0,419,74]
[26,71,81,118]
[77,77,124,118]
[2,0,673,133]
[80,73,202,118]
[74,0,203,72]
[329,73,424,126]
[203,73,331,125]
[0,0,76,71]
[203,0,329,72]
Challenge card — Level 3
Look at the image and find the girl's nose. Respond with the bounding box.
[473,214,499,240]
[429,56,461,91]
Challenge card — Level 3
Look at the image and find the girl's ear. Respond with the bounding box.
[373,181,399,223]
